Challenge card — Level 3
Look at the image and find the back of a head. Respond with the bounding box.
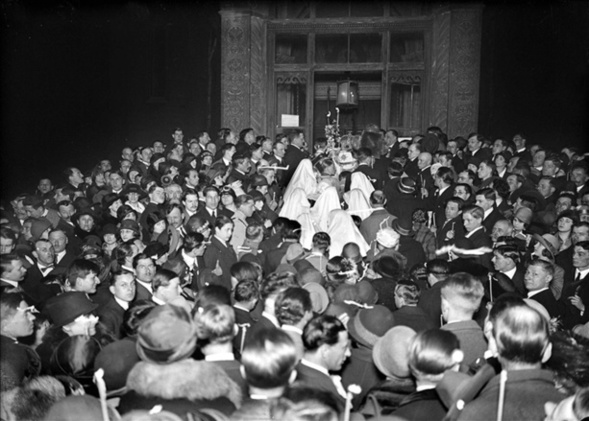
[492,304,549,366]
[441,272,484,317]
[241,328,297,389]
[408,329,461,380]
[275,287,312,326]
[271,385,340,421]
[302,314,345,352]
[261,272,300,303]
[194,303,236,345]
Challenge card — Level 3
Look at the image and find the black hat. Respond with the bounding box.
[102,193,121,209]
[123,183,148,200]
[372,256,402,279]
[44,292,99,327]
[397,177,416,195]
[392,218,414,237]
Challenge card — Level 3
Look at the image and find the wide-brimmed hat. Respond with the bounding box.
[372,326,416,379]
[123,183,148,199]
[281,243,307,264]
[397,177,416,195]
[392,218,414,237]
[136,304,197,365]
[303,282,330,314]
[119,219,141,235]
[102,193,121,209]
[372,255,402,279]
[376,227,400,248]
[73,208,97,223]
[44,292,99,327]
[30,217,52,242]
[100,223,118,237]
[94,338,140,393]
[514,206,533,225]
[250,176,269,188]
[348,305,396,348]
[356,280,379,305]
[532,233,559,260]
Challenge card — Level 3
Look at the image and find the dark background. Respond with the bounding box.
[1,1,588,199]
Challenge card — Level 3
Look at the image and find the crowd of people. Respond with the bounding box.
[1,125,589,421]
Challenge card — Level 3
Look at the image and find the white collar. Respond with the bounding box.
[527,287,549,298]
[114,296,130,310]
[439,185,450,195]
[152,295,166,305]
[233,303,250,313]
[502,266,517,279]
[182,250,196,267]
[1,279,19,288]
[282,325,303,335]
[205,353,235,362]
[136,278,153,293]
[483,207,493,219]
[300,358,329,376]
[465,226,483,238]
[262,311,280,328]
[55,250,66,263]
[576,267,589,278]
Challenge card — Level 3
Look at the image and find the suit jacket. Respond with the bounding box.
[560,271,589,328]
[392,305,435,332]
[461,228,493,270]
[436,215,465,250]
[245,314,279,346]
[295,361,345,410]
[226,169,250,191]
[163,253,204,292]
[264,240,295,275]
[203,236,236,292]
[21,265,61,308]
[398,236,426,270]
[529,289,565,320]
[482,208,503,233]
[441,320,487,369]
[54,250,76,271]
[134,280,153,302]
[96,295,126,339]
[465,148,492,166]
[282,145,308,187]
[417,280,446,327]
[417,167,435,200]
[341,346,384,408]
[359,208,395,246]
[432,185,455,229]
[404,158,419,180]
[233,306,255,353]
[458,369,562,421]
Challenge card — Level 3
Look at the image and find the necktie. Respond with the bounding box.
[575,271,581,282]
[212,210,217,218]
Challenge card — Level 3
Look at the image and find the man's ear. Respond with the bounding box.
[240,365,247,381]
[32,251,39,260]
[541,341,553,364]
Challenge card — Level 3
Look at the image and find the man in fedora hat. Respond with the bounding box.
[384,177,421,223]
[392,217,426,270]
[342,305,396,407]
[37,291,100,372]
